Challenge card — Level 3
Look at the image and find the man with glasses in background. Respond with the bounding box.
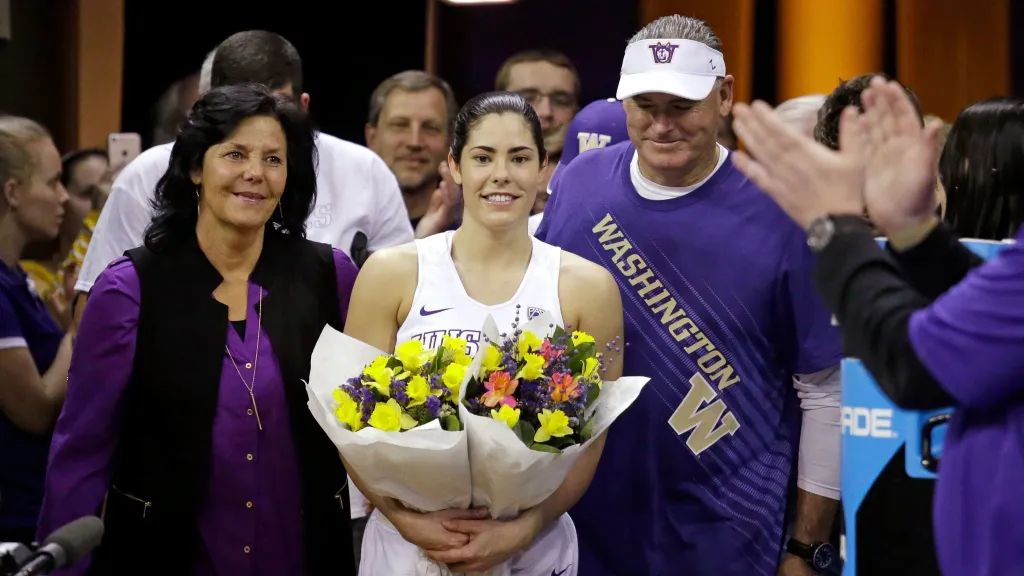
[495,49,580,213]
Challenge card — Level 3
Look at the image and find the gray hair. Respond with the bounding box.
[198,49,216,94]
[367,70,459,134]
[629,15,722,52]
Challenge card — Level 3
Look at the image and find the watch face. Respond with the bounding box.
[812,543,836,570]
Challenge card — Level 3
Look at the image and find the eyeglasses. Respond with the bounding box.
[515,90,577,111]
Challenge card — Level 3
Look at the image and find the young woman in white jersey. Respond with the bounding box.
[343,92,624,575]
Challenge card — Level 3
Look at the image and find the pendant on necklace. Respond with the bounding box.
[249,391,263,431]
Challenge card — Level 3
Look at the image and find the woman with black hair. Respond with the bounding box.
[37,84,359,576]
[941,97,1024,240]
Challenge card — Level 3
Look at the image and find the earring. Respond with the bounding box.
[195,185,201,218]
[278,202,284,220]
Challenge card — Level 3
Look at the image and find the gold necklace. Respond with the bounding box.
[225,290,263,431]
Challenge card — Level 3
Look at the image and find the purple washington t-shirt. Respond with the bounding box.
[536,143,841,576]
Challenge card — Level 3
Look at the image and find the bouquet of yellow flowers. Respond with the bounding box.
[459,310,650,519]
[332,336,470,434]
[305,327,471,515]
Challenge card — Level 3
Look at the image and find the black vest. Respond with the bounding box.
[87,232,355,576]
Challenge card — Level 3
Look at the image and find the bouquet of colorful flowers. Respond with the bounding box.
[305,327,472,514]
[459,309,650,519]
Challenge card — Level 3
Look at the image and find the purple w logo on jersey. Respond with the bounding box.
[527,307,546,320]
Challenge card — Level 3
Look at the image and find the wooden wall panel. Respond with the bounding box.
[896,0,1009,122]
[776,0,884,102]
[72,0,124,149]
[638,0,755,105]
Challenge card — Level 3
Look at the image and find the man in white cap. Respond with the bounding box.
[536,15,843,576]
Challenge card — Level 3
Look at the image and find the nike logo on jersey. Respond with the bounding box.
[419,305,452,317]
[551,567,570,576]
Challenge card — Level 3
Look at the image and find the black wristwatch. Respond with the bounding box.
[806,214,870,253]
[786,538,837,572]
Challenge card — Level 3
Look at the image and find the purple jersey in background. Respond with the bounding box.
[536,143,842,575]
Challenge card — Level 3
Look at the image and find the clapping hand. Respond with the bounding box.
[729,99,866,230]
[730,76,942,237]
[414,162,462,239]
[857,78,943,238]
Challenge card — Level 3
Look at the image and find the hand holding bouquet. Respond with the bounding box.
[459,309,650,519]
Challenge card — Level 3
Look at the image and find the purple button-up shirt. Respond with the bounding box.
[38,249,358,576]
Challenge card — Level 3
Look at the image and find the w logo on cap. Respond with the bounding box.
[649,42,679,64]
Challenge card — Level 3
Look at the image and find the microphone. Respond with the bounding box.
[13,517,104,576]
[1,542,33,575]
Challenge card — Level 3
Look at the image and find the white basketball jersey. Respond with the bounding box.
[396,231,565,355]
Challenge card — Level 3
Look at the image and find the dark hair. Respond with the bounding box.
[450,92,546,165]
[495,49,581,99]
[61,148,107,187]
[814,73,923,150]
[940,97,1024,240]
[211,31,303,95]
[144,83,318,252]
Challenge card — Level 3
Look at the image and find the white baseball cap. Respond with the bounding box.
[616,38,726,102]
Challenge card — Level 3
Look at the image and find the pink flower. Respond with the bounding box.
[482,371,519,408]
[539,339,563,365]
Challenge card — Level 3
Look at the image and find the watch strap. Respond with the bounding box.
[785,537,816,560]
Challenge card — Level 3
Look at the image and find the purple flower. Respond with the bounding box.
[359,387,376,423]
[390,378,409,404]
[426,395,442,418]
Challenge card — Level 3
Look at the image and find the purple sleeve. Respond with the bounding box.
[333,248,358,326]
[0,288,25,346]
[38,257,140,576]
[909,237,1024,409]
[782,236,844,374]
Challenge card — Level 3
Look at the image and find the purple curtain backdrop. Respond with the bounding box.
[436,0,639,109]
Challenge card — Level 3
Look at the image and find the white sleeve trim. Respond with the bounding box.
[794,366,841,500]
[0,336,28,350]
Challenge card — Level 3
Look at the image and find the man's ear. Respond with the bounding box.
[718,75,735,116]
[300,92,311,111]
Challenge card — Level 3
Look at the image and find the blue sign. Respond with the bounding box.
[842,237,1012,575]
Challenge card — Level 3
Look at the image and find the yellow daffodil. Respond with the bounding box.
[534,409,573,443]
[362,356,393,396]
[518,331,543,360]
[406,375,430,407]
[480,344,504,377]
[332,389,364,431]
[491,404,521,429]
[443,363,467,397]
[582,357,600,380]
[368,399,418,432]
[571,331,595,346]
[395,340,430,373]
[442,335,472,367]
[516,352,545,382]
